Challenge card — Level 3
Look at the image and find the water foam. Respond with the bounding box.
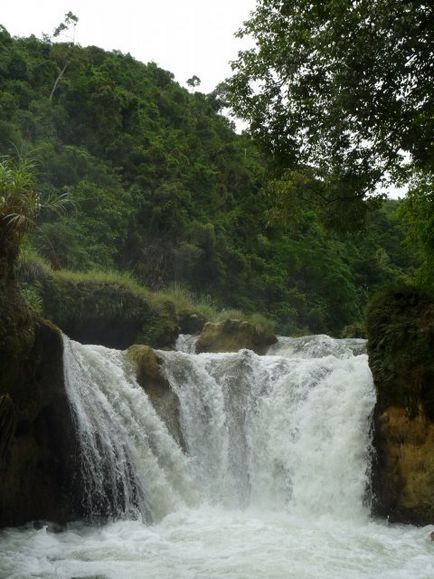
[63,338,195,522]
[1,335,432,579]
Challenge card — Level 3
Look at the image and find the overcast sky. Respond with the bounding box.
[1,0,256,93]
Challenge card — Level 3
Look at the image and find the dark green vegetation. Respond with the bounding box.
[0,25,421,337]
[367,287,434,419]
[227,1,433,202]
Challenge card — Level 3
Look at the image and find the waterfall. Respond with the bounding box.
[161,336,375,518]
[63,334,375,523]
[62,338,195,522]
[175,333,198,353]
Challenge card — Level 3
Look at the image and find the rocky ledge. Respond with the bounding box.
[196,319,277,355]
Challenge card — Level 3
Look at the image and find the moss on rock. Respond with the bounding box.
[367,286,434,524]
[18,259,215,349]
[126,345,184,449]
[39,273,153,349]
[196,319,277,355]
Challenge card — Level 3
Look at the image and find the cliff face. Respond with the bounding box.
[0,317,81,527]
[0,234,80,527]
[367,287,434,524]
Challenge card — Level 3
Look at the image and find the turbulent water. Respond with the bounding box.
[1,334,433,578]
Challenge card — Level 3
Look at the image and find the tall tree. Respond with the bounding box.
[49,11,79,101]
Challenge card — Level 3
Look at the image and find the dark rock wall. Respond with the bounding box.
[367,287,434,524]
[0,284,81,526]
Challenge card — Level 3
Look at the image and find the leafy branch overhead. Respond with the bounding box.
[53,11,78,39]
[226,0,434,201]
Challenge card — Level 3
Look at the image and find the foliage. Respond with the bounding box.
[227,0,434,201]
[0,158,39,243]
[399,172,434,287]
[0,27,421,335]
[366,286,434,418]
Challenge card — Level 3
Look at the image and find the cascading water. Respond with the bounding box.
[62,337,195,522]
[160,339,375,518]
[63,334,375,520]
[1,334,433,579]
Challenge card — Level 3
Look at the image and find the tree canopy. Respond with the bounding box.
[227,0,434,200]
[0,25,421,335]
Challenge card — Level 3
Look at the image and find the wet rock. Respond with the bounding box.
[0,317,81,527]
[126,345,184,449]
[196,319,277,355]
[0,394,16,463]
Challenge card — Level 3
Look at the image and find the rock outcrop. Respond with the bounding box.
[196,319,277,355]
[178,311,206,335]
[367,287,434,524]
[17,261,210,350]
[0,315,80,527]
[127,345,184,449]
[35,271,154,349]
[0,228,81,526]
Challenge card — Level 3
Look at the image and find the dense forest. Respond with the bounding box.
[0,21,424,336]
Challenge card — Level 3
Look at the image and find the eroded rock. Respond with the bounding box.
[126,345,184,449]
[196,319,277,355]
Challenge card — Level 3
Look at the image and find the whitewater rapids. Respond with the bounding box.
[0,334,433,578]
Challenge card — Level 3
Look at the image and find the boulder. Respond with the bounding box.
[196,319,277,355]
[367,287,434,524]
[178,311,207,335]
[126,345,184,448]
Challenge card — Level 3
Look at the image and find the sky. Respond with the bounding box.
[1,0,256,93]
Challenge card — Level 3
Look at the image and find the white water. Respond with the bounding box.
[62,339,195,522]
[1,335,433,578]
[175,333,198,354]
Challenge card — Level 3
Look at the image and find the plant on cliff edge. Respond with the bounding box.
[0,158,40,243]
[0,157,69,244]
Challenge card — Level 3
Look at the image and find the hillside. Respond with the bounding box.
[0,26,418,335]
